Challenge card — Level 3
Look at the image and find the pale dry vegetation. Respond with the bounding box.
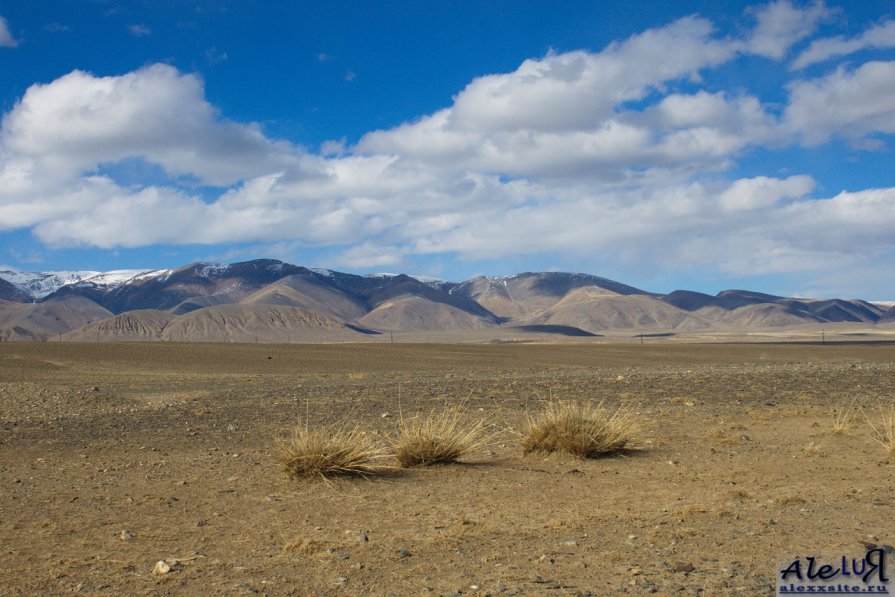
[864,400,895,453]
[521,400,641,458]
[392,407,489,467]
[277,422,390,479]
[831,397,858,434]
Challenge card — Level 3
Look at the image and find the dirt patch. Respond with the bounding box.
[1,342,894,594]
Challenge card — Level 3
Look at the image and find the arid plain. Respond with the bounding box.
[2,341,895,595]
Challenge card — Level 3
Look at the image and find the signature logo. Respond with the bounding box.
[777,547,891,594]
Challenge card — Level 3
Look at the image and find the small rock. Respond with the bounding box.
[119,529,134,540]
[152,560,172,575]
[356,532,368,543]
[381,412,391,419]
[336,576,348,584]
[617,375,625,381]
[669,561,695,573]
[397,549,410,559]
[563,540,577,546]
[91,386,100,392]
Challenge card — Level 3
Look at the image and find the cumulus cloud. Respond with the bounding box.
[745,0,831,59]
[793,19,895,69]
[785,60,895,146]
[0,64,306,187]
[447,16,734,135]
[0,15,18,47]
[2,3,895,292]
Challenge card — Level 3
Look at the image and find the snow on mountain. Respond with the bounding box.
[0,268,168,299]
[198,263,228,278]
[410,274,444,283]
[80,270,156,286]
[0,270,100,299]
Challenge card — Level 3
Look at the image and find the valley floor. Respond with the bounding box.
[1,343,895,595]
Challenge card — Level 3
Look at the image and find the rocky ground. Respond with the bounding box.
[1,342,894,595]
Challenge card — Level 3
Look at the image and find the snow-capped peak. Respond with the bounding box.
[0,270,100,299]
[0,268,168,299]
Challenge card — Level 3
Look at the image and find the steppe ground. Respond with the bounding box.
[2,341,895,596]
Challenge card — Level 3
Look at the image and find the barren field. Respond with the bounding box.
[2,342,895,595]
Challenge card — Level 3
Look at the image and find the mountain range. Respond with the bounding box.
[1,259,893,342]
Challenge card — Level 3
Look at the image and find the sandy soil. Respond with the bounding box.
[2,342,895,595]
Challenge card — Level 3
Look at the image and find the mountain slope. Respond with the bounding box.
[451,272,651,320]
[159,304,371,343]
[0,278,31,302]
[62,310,174,342]
[357,295,498,332]
[239,273,367,321]
[0,296,112,341]
[528,287,709,333]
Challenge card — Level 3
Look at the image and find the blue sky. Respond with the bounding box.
[1,1,894,299]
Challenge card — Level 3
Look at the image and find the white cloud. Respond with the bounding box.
[128,24,151,37]
[793,19,895,69]
[43,22,69,33]
[206,48,228,64]
[719,175,815,211]
[745,0,831,59]
[448,16,734,135]
[0,64,306,187]
[785,60,895,146]
[0,15,18,47]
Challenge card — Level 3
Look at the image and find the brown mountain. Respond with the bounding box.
[527,287,709,333]
[357,295,498,332]
[0,296,112,341]
[158,304,373,343]
[1,260,890,342]
[62,310,174,342]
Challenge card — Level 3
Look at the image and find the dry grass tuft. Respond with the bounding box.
[864,401,895,453]
[521,400,641,458]
[392,407,489,467]
[831,398,858,434]
[277,422,389,479]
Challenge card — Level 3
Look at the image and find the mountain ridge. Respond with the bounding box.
[0,259,890,342]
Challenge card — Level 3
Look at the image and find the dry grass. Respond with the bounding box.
[831,398,858,434]
[521,400,641,458]
[277,422,389,479]
[864,401,895,453]
[392,407,489,467]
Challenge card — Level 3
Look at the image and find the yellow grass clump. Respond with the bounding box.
[392,407,488,467]
[278,422,389,479]
[521,400,641,458]
[865,401,895,453]
[831,398,858,434]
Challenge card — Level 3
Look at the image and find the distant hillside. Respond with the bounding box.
[0,259,889,342]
